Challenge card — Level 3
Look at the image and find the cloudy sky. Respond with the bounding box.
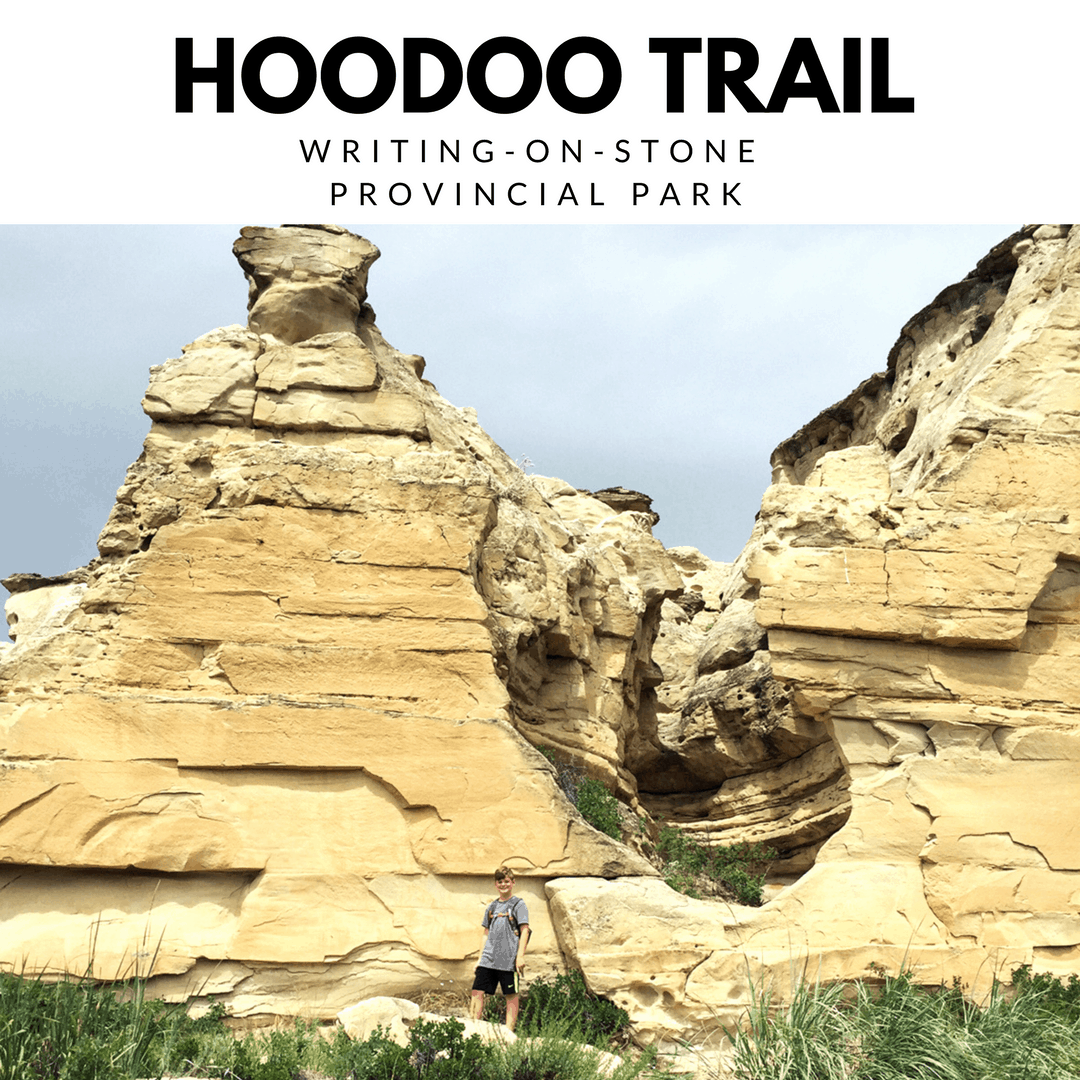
[0,224,1014,628]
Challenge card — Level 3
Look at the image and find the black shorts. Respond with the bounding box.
[472,965,517,996]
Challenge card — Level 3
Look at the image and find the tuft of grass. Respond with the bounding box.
[721,964,1080,1080]
[656,826,775,906]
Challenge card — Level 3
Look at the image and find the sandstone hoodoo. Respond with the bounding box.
[3,225,1079,1047]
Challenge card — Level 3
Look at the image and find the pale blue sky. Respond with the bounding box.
[0,225,1014,620]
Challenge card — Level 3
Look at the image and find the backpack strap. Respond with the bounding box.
[508,897,525,936]
[486,898,523,937]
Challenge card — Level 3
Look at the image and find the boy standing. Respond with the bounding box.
[470,866,531,1031]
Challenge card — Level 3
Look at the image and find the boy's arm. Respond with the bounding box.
[477,926,488,958]
[515,924,531,971]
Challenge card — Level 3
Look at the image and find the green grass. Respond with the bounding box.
[0,967,653,1080]
[539,747,622,840]
[656,826,775,906]
[723,965,1080,1080]
[481,969,631,1047]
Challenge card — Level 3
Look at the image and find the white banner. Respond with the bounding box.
[3,0,1069,222]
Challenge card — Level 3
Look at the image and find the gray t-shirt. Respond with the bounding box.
[479,896,529,972]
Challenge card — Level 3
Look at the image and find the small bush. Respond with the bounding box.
[540,748,622,840]
[575,778,622,839]
[519,969,630,1046]
[656,826,775,905]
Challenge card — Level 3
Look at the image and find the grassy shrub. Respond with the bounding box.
[519,969,631,1046]
[482,969,631,1048]
[0,970,647,1080]
[575,778,622,839]
[540,747,622,840]
[0,971,185,1080]
[656,826,775,905]
[724,966,1080,1080]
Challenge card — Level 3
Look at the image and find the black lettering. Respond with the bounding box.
[423,182,443,204]
[614,139,630,163]
[526,140,549,163]
[557,183,578,206]
[648,38,701,113]
[389,183,411,205]
[359,182,376,205]
[590,183,604,206]
[723,182,741,205]
[660,182,680,206]
[545,37,621,113]
[475,182,496,206]
[466,37,542,114]
[766,38,839,113]
[508,182,527,206]
[739,139,754,162]
[693,183,709,206]
[705,139,725,162]
[300,138,330,162]
[871,38,914,112]
[707,39,766,113]
[671,139,692,162]
[343,139,359,162]
[562,139,582,163]
[843,38,861,112]
[241,37,317,114]
[176,38,234,112]
[632,182,649,205]
[403,38,463,112]
[330,182,347,205]
[320,37,395,113]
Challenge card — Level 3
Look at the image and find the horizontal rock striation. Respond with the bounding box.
[0,225,675,1016]
[5,224,1079,1046]
[550,225,1080,1042]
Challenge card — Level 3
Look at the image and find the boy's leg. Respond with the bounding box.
[469,989,485,1020]
[505,993,520,1031]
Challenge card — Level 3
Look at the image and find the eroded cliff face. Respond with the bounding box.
[0,225,676,1016]
[550,225,1080,1043]
[4,225,1079,1045]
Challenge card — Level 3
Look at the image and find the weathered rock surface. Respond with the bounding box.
[0,225,672,1017]
[4,224,1080,1047]
[550,225,1080,1041]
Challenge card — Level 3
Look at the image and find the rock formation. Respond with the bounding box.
[0,225,676,1017]
[3,224,1079,1047]
[549,224,1080,1041]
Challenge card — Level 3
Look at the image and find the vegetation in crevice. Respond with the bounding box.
[539,747,622,840]
[656,825,775,906]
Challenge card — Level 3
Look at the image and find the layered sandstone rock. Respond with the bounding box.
[0,225,674,1016]
[550,225,1080,1042]
[642,545,850,877]
[5,224,1079,1047]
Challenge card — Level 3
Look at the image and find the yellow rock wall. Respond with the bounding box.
[0,226,671,1017]
[549,225,1080,1042]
